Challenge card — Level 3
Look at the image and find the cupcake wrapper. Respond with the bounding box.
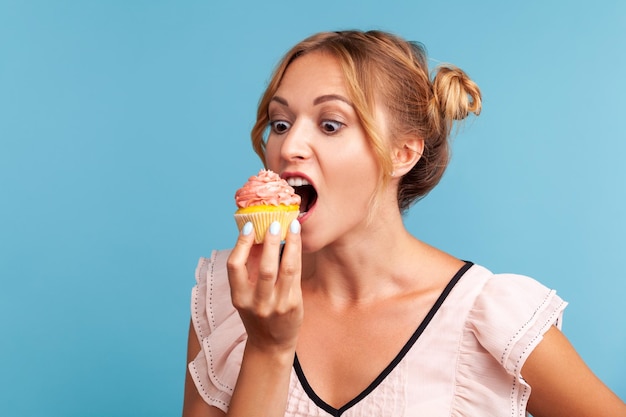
[234,210,299,244]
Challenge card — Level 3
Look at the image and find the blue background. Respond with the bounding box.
[1,1,624,415]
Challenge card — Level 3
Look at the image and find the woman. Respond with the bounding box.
[183,30,626,416]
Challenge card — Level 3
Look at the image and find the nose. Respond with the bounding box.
[279,120,313,162]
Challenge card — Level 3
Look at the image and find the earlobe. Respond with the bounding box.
[392,137,424,177]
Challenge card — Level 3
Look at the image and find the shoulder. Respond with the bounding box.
[446,265,569,414]
[189,248,245,413]
[192,250,235,336]
[463,264,568,374]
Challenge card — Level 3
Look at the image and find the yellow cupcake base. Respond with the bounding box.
[234,208,300,244]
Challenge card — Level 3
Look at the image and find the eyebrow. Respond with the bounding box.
[314,94,353,106]
[270,94,353,107]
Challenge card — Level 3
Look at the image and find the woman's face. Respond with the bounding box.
[265,51,384,252]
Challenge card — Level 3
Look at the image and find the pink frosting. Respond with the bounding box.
[235,169,301,208]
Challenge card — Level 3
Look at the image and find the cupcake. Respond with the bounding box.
[234,169,301,243]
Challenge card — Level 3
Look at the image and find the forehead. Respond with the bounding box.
[275,51,348,98]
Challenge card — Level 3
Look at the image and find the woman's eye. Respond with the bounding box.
[270,120,291,134]
[320,120,343,134]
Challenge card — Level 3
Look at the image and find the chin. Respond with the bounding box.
[300,240,321,255]
[299,231,326,254]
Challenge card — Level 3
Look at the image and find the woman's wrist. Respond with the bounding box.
[243,338,297,367]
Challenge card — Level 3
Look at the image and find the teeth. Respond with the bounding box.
[287,177,310,187]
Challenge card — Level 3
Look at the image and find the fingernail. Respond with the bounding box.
[269,221,281,236]
[242,222,253,236]
[289,219,300,234]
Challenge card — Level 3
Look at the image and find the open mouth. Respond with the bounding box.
[286,177,318,218]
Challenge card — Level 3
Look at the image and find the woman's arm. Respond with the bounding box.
[182,221,303,417]
[182,319,225,417]
[182,317,296,417]
[523,326,626,417]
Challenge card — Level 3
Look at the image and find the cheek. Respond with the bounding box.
[330,147,379,201]
[351,143,380,180]
[264,138,281,169]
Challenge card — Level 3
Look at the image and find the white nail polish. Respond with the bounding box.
[242,222,253,236]
[289,219,300,234]
[269,221,281,236]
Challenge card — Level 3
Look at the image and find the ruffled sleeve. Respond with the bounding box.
[456,271,568,416]
[188,250,247,412]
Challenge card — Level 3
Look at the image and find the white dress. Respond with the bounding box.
[188,249,567,416]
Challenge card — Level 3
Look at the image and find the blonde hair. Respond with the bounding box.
[251,30,482,212]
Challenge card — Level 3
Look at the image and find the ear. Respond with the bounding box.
[391,136,424,177]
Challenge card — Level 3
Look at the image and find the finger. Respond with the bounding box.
[226,221,256,291]
[276,219,302,299]
[254,221,283,300]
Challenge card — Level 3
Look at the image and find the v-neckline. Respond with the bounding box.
[292,261,474,417]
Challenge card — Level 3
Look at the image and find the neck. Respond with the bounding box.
[301,205,428,306]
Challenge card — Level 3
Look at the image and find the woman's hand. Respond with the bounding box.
[226,220,303,354]
[184,220,303,417]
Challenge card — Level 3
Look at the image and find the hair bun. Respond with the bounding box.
[431,65,482,122]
